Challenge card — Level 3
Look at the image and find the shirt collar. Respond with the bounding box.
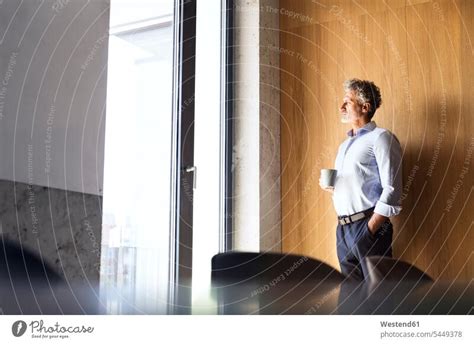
[347,121,377,137]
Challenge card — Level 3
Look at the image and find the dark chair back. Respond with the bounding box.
[363,256,433,285]
[0,237,62,286]
[211,251,344,283]
[0,238,106,314]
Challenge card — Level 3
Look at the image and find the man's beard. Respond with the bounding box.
[340,112,350,123]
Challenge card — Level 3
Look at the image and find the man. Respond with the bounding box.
[320,79,402,281]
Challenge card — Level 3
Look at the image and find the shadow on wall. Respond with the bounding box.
[393,99,473,281]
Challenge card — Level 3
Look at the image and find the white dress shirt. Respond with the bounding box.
[332,121,403,217]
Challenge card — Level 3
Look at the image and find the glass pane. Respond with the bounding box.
[191,0,222,313]
[100,0,174,314]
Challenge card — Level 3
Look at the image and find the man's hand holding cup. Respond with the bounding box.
[319,169,337,194]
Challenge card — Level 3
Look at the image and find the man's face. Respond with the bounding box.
[339,90,365,123]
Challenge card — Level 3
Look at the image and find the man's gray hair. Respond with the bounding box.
[343,79,382,119]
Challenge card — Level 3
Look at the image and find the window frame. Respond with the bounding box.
[168,0,197,314]
[220,0,235,252]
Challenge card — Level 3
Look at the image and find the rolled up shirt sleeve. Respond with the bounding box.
[373,131,403,217]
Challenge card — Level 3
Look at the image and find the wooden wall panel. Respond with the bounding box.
[280,0,473,280]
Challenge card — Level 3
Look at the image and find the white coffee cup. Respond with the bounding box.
[320,169,337,188]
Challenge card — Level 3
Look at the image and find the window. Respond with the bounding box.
[100,0,233,314]
[100,0,175,314]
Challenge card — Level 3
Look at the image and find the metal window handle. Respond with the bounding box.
[185,166,197,189]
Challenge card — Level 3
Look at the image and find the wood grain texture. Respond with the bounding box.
[280,0,473,280]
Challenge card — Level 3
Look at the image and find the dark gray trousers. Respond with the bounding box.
[336,216,393,281]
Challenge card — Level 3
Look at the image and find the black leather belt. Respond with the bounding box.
[338,207,375,225]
